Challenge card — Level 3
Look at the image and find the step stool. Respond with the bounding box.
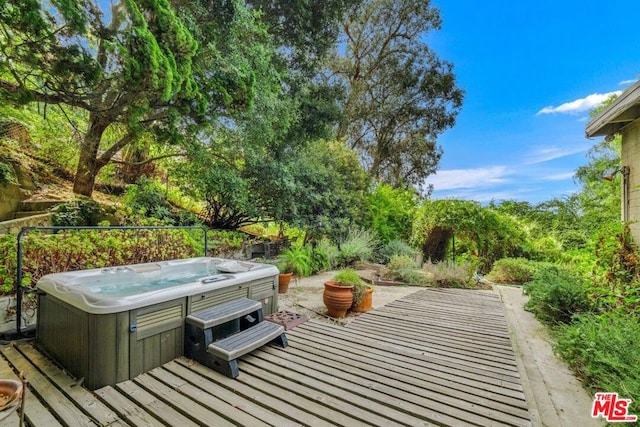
[184,298,287,378]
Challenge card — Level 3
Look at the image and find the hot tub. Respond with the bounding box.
[36,257,279,389]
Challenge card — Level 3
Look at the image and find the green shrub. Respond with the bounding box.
[339,228,378,266]
[279,245,313,277]
[368,184,417,244]
[124,177,174,223]
[555,312,640,417]
[378,239,417,264]
[524,266,592,324]
[422,261,474,288]
[0,160,16,185]
[311,237,340,272]
[52,198,104,226]
[380,255,418,283]
[486,258,537,284]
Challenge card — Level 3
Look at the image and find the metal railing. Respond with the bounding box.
[12,225,208,338]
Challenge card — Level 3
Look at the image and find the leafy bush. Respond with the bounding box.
[380,255,419,283]
[421,261,474,288]
[591,223,640,311]
[0,160,16,185]
[279,245,313,277]
[555,312,640,417]
[207,230,245,257]
[486,258,537,284]
[311,237,340,272]
[411,199,531,271]
[339,228,378,266]
[524,266,591,324]
[52,199,104,226]
[368,184,418,244]
[123,177,174,223]
[377,239,417,264]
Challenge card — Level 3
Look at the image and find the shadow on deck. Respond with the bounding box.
[0,288,532,426]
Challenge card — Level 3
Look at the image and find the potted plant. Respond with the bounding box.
[323,269,373,317]
[276,260,294,294]
[276,246,313,293]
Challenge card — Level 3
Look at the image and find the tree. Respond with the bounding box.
[0,0,264,196]
[330,0,463,189]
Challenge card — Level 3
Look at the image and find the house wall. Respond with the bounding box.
[622,120,640,241]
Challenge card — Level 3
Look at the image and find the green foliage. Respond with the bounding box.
[0,160,16,185]
[52,199,104,226]
[486,258,538,284]
[207,230,246,257]
[412,199,530,270]
[380,255,421,284]
[554,312,640,417]
[338,228,378,266]
[333,0,463,187]
[284,140,371,238]
[368,184,418,244]
[591,223,640,311]
[378,239,418,264]
[278,245,313,277]
[311,237,340,272]
[421,261,474,288]
[524,266,591,324]
[0,229,202,294]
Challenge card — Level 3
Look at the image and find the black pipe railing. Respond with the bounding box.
[13,225,208,338]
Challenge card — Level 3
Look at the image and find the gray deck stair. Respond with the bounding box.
[185,298,288,378]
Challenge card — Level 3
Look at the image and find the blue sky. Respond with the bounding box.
[423,0,640,203]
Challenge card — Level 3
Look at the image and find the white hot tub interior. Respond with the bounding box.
[36,257,278,313]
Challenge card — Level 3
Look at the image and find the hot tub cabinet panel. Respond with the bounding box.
[36,257,279,390]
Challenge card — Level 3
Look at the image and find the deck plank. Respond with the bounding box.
[0,287,534,427]
[115,380,200,427]
[133,373,236,427]
[161,361,301,427]
[17,342,125,426]
[0,344,99,426]
[174,357,337,427]
[147,367,271,427]
[94,386,165,427]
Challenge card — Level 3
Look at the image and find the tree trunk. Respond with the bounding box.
[73,116,109,197]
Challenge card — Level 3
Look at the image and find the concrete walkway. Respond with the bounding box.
[496,285,601,426]
[281,274,602,426]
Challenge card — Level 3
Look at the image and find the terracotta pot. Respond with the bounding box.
[323,280,354,318]
[351,287,374,313]
[278,272,293,293]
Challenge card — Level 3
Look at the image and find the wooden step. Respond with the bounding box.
[208,321,286,361]
[186,298,263,329]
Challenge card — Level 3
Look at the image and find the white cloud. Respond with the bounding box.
[619,79,638,86]
[541,172,575,181]
[525,144,589,164]
[536,91,622,115]
[425,166,512,190]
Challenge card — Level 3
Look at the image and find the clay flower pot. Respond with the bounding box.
[278,272,293,293]
[323,280,354,318]
[351,287,374,313]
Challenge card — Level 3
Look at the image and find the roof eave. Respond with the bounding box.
[586,80,640,138]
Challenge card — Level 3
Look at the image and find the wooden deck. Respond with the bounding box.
[0,288,532,426]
